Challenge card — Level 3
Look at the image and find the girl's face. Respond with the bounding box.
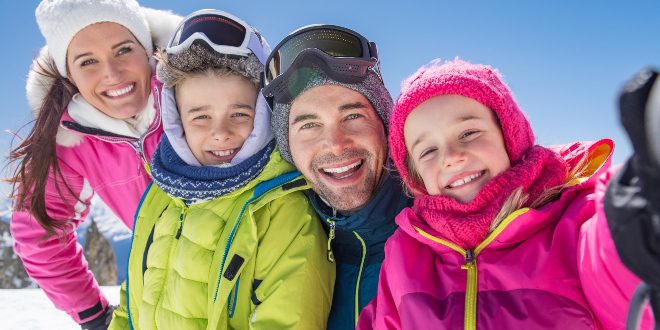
[404,94,511,202]
[66,22,152,119]
[176,72,257,166]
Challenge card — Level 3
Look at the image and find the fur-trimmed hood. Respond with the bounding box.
[25,7,182,141]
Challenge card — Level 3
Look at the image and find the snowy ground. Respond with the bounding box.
[0,286,120,330]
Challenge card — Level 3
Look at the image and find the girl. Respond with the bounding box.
[357,59,655,329]
[9,0,179,327]
[108,9,334,329]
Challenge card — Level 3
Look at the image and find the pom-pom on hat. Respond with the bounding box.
[389,58,535,194]
[35,0,152,78]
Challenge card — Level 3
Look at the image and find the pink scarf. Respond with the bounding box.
[413,145,568,249]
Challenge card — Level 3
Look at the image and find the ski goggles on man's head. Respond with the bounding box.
[166,9,268,65]
[262,24,382,99]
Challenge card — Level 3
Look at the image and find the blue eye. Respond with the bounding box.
[345,113,363,120]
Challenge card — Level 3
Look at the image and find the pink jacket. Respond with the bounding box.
[10,76,163,324]
[358,140,655,329]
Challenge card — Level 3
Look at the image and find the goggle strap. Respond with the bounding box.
[247,33,268,65]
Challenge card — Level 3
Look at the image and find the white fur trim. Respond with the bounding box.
[55,126,84,147]
[140,7,182,51]
[26,46,56,118]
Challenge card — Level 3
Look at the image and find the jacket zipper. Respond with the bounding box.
[326,219,336,263]
[460,249,477,330]
[353,231,367,327]
[176,206,188,240]
[412,208,530,330]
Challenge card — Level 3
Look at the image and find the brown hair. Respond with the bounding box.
[6,55,79,238]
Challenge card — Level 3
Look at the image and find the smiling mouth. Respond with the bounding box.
[211,149,235,157]
[446,170,486,189]
[320,159,364,180]
[104,83,135,98]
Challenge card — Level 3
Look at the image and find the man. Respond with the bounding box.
[262,25,412,329]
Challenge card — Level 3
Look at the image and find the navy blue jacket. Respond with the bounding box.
[307,170,412,330]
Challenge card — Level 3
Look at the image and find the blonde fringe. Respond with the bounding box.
[489,154,592,232]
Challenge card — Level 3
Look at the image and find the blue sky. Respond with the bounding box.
[2,1,660,192]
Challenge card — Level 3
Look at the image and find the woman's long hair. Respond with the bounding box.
[7,55,79,237]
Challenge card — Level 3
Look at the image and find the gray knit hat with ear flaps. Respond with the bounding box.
[271,66,393,163]
[157,43,263,87]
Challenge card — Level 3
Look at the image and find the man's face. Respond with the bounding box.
[288,85,387,213]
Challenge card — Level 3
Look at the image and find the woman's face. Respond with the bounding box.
[66,22,152,119]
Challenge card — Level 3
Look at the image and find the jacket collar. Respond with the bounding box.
[397,139,614,253]
[308,169,411,240]
[57,74,162,145]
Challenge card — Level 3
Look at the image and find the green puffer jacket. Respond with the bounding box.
[110,152,335,329]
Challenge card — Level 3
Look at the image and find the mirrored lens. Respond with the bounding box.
[266,28,363,83]
[177,14,247,48]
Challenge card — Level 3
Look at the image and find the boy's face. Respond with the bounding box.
[176,72,257,166]
[404,94,510,202]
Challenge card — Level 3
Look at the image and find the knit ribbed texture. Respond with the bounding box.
[151,136,275,203]
[390,58,535,195]
[390,58,568,249]
[414,146,567,249]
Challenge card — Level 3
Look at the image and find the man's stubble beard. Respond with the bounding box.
[309,148,378,213]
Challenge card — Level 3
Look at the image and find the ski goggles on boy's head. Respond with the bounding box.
[262,24,382,98]
[166,9,268,65]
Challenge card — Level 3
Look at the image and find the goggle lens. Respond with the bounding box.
[172,14,247,49]
[266,28,364,83]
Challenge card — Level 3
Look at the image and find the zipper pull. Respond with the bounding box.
[327,220,336,263]
[176,207,188,239]
[461,249,475,270]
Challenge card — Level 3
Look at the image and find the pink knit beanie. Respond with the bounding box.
[390,58,535,194]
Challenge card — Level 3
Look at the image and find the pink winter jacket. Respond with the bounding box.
[358,139,655,329]
[10,76,163,324]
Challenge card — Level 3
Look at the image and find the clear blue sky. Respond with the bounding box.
[2,1,660,191]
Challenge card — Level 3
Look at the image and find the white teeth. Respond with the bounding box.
[323,160,362,174]
[211,149,234,157]
[448,172,483,188]
[106,84,134,97]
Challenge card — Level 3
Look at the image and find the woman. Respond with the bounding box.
[8,0,179,328]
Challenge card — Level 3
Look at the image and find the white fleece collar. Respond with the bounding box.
[67,92,156,138]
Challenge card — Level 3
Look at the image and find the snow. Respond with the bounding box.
[0,286,120,329]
